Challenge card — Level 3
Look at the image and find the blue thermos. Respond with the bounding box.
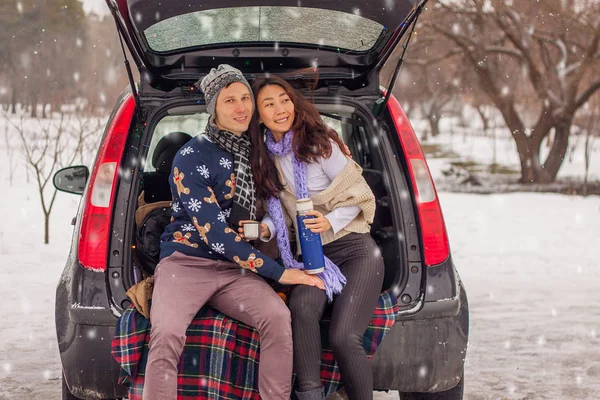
[296,198,325,274]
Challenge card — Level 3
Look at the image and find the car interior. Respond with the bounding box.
[133,105,399,291]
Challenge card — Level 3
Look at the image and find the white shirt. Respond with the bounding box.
[262,141,361,240]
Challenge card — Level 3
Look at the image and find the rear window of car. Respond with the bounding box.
[145,112,346,173]
[144,6,384,53]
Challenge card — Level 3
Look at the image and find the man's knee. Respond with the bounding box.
[258,296,291,334]
[149,320,187,351]
[271,298,292,324]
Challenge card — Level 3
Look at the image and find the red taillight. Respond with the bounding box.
[386,94,450,266]
[78,94,135,271]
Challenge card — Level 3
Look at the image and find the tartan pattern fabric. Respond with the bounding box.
[112,290,399,399]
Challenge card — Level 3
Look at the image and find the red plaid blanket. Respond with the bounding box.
[112,290,398,399]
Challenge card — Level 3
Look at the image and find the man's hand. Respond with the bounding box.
[278,268,325,290]
[302,210,332,233]
[237,220,271,240]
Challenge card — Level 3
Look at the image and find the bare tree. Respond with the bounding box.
[2,117,17,185]
[414,0,600,183]
[579,94,599,196]
[2,110,101,243]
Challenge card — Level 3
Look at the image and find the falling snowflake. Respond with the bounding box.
[188,198,202,212]
[218,211,228,223]
[180,146,194,156]
[196,164,210,179]
[171,202,181,213]
[181,224,196,232]
[219,157,232,169]
[211,243,225,254]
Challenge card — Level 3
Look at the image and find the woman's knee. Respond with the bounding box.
[288,288,325,321]
[329,327,362,355]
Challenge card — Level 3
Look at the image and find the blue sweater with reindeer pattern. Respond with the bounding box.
[159,134,285,281]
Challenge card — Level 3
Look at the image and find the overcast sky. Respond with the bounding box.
[80,0,110,16]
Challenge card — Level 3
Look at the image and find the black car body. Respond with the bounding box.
[54,1,468,399]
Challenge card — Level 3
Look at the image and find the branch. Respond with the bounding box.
[47,188,58,217]
[564,22,600,104]
[407,48,465,65]
[35,163,47,214]
[494,10,547,100]
[546,89,563,108]
[485,46,523,59]
[427,22,477,51]
[573,79,600,111]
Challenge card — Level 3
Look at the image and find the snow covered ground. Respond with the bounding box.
[413,114,599,187]
[0,116,599,399]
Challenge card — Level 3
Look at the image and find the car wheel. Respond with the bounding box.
[62,374,82,400]
[398,374,464,400]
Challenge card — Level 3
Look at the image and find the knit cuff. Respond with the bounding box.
[261,217,277,242]
[325,206,361,235]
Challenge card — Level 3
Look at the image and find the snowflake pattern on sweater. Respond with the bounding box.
[196,164,210,179]
[159,135,285,281]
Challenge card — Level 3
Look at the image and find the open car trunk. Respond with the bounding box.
[106,0,418,94]
[106,94,425,398]
[107,93,422,315]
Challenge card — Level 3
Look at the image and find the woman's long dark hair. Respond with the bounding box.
[249,75,346,200]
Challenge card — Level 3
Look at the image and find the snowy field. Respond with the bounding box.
[0,115,599,399]
[412,112,599,189]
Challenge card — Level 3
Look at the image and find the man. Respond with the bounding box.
[143,64,324,400]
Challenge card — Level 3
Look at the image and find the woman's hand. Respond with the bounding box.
[302,210,332,233]
[237,220,271,241]
[342,143,353,158]
[278,268,325,290]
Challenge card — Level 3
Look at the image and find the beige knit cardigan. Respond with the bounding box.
[273,156,376,252]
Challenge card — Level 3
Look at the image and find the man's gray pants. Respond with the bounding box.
[142,251,292,400]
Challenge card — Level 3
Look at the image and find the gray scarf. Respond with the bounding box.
[204,122,256,226]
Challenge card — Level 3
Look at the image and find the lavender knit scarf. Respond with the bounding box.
[265,130,346,301]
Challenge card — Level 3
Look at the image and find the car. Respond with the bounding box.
[53,0,468,399]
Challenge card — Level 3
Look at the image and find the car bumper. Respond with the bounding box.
[60,320,126,400]
[56,261,126,400]
[371,280,469,393]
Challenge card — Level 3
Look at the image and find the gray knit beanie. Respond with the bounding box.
[196,64,254,120]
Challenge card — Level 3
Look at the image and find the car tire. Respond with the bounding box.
[62,373,82,400]
[398,373,464,400]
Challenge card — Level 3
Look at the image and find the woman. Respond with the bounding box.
[248,75,385,400]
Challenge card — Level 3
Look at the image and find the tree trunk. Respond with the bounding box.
[495,102,539,183]
[31,96,37,118]
[513,134,536,183]
[498,100,569,184]
[10,87,17,114]
[475,105,489,135]
[429,113,441,137]
[44,213,50,244]
[583,131,591,197]
[542,121,571,181]
[514,125,569,184]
